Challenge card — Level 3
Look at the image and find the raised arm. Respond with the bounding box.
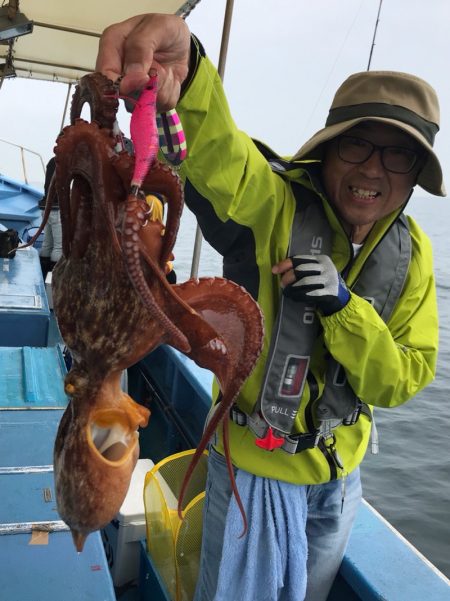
[97,13,290,235]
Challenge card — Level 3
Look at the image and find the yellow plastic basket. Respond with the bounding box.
[144,449,208,601]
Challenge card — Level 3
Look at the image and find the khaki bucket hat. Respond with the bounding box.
[293,71,446,196]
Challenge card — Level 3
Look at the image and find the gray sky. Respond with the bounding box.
[0,0,449,197]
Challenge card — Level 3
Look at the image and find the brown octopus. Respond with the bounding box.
[49,73,264,551]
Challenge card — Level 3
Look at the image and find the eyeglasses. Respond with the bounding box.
[336,135,422,174]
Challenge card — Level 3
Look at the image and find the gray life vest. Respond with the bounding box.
[232,183,412,454]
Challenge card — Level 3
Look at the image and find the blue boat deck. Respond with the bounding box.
[338,500,450,600]
[0,345,116,601]
[0,248,50,347]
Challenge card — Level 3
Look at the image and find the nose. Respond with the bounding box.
[358,148,384,177]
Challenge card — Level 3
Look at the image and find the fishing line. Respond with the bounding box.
[297,0,367,142]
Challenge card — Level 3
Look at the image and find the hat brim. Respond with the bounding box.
[292,116,446,197]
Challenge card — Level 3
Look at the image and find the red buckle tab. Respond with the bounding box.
[255,426,284,451]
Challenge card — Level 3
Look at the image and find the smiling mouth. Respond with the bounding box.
[349,186,381,199]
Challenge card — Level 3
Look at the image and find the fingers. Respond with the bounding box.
[272,255,321,287]
[292,275,323,290]
[95,13,191,107]
[96,15,153,90]
[272,258,294,275]
[155,70,183,112]
[272,258,294,288]
[292,263,322,281]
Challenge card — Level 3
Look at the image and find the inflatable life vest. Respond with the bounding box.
[231,168,411,455]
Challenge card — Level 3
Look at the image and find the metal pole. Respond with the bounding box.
[217,0,235,80]
[33,21,101,38]
[60,82,72,132]
[190,0,235,278]
[0,138,46,179]
[20,147,28,184]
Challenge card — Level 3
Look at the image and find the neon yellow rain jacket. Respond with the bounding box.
[176,49,438,485]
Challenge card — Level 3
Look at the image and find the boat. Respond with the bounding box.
[1,2,450,600]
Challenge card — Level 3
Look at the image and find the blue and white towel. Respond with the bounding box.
[214,469,308,601]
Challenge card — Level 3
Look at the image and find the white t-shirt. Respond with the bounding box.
[352,242,363,257]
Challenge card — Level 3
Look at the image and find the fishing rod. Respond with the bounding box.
[367,0,384,71]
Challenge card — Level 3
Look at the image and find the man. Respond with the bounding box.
[96,14,443,601]
[39,156,62,278]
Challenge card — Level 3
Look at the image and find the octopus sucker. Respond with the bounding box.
[52,72,264,550]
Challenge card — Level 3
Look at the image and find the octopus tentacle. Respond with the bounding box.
[70,72,119,129]
[54,121,121,259]
[222,415,247,536]
[172,278,265,527]
[16,173,57,251]
[122,192,190,353]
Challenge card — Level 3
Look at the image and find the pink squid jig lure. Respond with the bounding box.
[129,71,159,193]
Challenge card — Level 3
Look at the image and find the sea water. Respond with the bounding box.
[363,194,450,578]
[172,193,450,577]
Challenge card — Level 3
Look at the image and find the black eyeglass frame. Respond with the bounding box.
[336,134,423,174]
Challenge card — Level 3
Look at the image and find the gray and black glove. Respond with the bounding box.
[283,254,350,316]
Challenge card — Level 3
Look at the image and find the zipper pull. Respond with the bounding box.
[371,415,379,455]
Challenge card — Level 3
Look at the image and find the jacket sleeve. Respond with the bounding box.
[319,218,438,408]
[176,45,294,246]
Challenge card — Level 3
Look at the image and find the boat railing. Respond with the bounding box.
[0,138,46,186]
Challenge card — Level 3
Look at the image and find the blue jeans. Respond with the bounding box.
[39,210,62,263]
[194,447,362,601]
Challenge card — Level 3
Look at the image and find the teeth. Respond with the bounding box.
[350,186,378,198]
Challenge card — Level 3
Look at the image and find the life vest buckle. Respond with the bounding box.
[230,404,248,426]
[342,400,363,426]
[282,430,321,454]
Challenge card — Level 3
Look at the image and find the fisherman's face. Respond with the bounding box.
[321,121,424,243]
